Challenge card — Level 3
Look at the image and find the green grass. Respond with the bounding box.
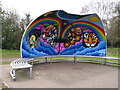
[1,49,20,58]
[107,48,119,57]
[0,49,20,65]
[0,61,12,65]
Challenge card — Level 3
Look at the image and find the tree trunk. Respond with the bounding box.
[111,42,114,48]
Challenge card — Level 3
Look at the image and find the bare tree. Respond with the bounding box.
[25,13,31,26]
[80,0,116,20]
[80,0,117,31]
[20,13,32,34]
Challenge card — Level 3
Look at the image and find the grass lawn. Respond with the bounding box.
[1,49,20,58]
[107,48,119,58]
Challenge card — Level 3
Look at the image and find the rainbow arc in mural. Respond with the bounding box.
[21,10,106,58]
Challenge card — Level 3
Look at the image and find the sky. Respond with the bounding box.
[1,0,119,18]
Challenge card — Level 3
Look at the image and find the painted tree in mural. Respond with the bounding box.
[21,10,106,58]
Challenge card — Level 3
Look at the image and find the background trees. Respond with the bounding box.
[1,1,119,50]
[2,10,21,49]
[1,1,32,50]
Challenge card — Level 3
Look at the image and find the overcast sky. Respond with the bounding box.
[1,0,119,18]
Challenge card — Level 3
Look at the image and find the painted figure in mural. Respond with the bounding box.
[42,24,57,47]
[83,32,98,48]
[28,29,41,48]
[29,35,36,48]
[64,27,82,47]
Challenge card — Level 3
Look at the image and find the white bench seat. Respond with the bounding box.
[10,58,34,80]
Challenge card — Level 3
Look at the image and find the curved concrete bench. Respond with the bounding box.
[10,55,120,81]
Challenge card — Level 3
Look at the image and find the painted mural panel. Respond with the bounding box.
[21,10,106,58]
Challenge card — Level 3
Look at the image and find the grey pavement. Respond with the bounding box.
[0,62,118,88]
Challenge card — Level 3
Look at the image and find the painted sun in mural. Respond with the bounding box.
[88,16,99,22]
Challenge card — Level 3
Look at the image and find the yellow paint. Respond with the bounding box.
[29,35,36,48]
[30,35,36,41]
[89,16,99,22]
[63,23,67,25]
[44,12,53,16]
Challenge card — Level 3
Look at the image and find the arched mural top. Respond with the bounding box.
[21,10,106,58]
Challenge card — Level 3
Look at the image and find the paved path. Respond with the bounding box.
[1,58,19,61]
[0,62,118,88]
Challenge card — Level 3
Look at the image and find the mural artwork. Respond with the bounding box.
[21,10,106,58]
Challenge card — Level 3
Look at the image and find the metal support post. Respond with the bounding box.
[74,56,77,63]
[30,67,32,78]
[45,57,47,63]
[50,58,52,64]
[104,58,106,65]
[13,69,16,79]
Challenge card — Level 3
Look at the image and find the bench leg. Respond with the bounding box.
[50,58,52,64]
[74,56,77,63]
[30,67,32,78]
[104,58,106,65]
[13,69,16,78]
[45,57,47,63]
[10,69,16,80]
[32,61,34,65]
[101,59,103,65]
[101,58,106,65]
